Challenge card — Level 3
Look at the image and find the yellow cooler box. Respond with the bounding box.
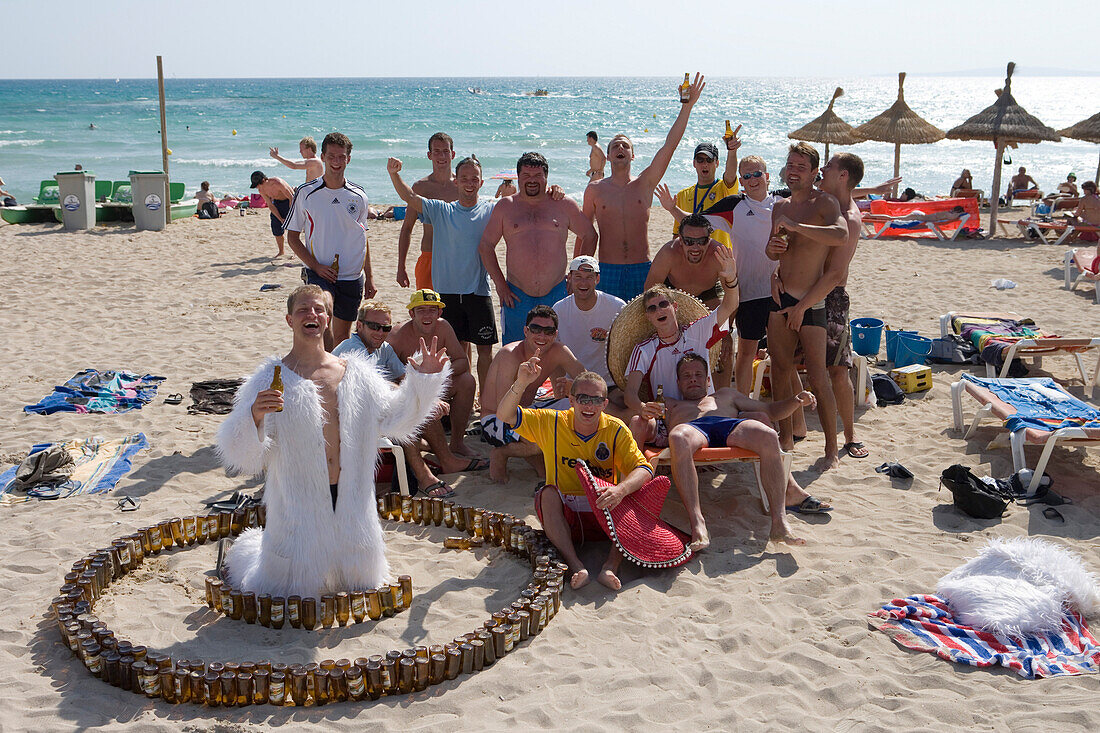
[890,364,932,393]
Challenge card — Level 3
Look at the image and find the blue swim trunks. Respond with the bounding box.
[597,261,651,303]
[685,415,744,448]
[501,279,568,344]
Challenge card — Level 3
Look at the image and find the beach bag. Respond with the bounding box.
[871,373,905,406]
[13,445,75,491]
[187,378,245,415]
[939,464,1009,519]
[928,335,976,365]
[198,201,220,219]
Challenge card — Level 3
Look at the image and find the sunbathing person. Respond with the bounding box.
[1068,180,1100,242]
[650,353,827,549]
[951,169,974,196]
[881,205,966,223]
[1008,166,1040,203]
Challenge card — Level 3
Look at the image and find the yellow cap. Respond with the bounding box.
[407,289,445,311]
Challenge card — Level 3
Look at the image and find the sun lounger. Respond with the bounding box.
[379,436,411,496]
[1064,247,1100,304]
[1016,218,1100,246]
[862,197,980,240]
[1007,188,1042,206]
[750,354,869,408]
[951,375,1100,492]
[642,445,792,513]
[861,213,971,241]
[940,311,1100,389]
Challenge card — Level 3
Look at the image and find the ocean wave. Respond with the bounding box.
[173,158,273,167]
[0,130,28,134]
[379,139,407,144]
[0,139,45,147]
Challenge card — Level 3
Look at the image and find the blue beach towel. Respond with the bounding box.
[0,433,148,504]
[961,375,1100,432]
[24,370,165,415]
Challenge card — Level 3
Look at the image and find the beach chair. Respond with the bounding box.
[642,445,792,513]
[750,354,869,409]
[1064,247,1100,304]
[861,213,971,241]
[1006,188,1042,207]
[951,188,985,206]
[378,436,411,496]
[951,375,1100,492]
[940,311,1100,390]
[1016,218,1100,246]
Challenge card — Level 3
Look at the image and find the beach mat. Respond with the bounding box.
[869,594,1100,678]
[0,433,149,505]
[24,369,165,415]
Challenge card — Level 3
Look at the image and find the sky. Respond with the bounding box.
[3,0,1098,79]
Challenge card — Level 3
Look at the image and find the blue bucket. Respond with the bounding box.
[850,317,884,357]
[393,205,407,221]
[894,333,932,368]
[885,329,918,363]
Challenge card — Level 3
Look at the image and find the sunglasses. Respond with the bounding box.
[572,393,607,406]
[362,320,392,332]
[694,155,716,164]
[681,235,709,246]
[526,323,557,335]
[740,171,764,180]
[645,299,672,313]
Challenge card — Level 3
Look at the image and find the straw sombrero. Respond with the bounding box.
[606,289,719,401]
[576,461,692,569]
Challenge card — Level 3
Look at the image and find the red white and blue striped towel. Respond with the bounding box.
[869,594,1100,678]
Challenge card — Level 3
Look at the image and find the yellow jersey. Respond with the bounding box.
[673,179,739,248]
[513,408,651,497]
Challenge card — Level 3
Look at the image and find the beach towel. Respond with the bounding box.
[961,375,1100,432]
[0,433,148,505]
[950,315,1054,373]
[869,594,1100,678]
[24,369,165,415]
[868,197,980,237]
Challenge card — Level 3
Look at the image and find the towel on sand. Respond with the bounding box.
[869,594,1100,678]
[24,370,165,415]
[0,433,148,504]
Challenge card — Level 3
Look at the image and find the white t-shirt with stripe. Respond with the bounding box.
[626,310,730,399]
[283,178,371,280]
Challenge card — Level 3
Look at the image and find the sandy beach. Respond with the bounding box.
[0,206,1097,731]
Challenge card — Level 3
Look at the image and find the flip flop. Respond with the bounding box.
[786,496,832,514]
[28,486,62,500]
[117,496,140,512]
[842,441,869,459]
[164,393,184,405]
[463,457,489,472]
[1042,506,1064,523]
[422,480,455,499]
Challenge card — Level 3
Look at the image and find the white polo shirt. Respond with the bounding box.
[284,178,370,280]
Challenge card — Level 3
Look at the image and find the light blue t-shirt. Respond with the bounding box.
[420,197,494,296]
[332,334,406,381]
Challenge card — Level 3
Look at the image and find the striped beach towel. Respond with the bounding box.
[0,433,148,505]
[24,369,165,415]
[869,594,1100,678]
[961,374,1100,432]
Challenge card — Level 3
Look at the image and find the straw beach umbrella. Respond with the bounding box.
[788,87,864,162]
[945,62,1061,233]
[1058,112,1100,185]
[855,72,944,196]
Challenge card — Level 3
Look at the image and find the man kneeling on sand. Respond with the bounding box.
[645,353,830,548]
[497,357,654,591]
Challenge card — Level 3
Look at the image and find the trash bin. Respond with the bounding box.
[129,171,169,231]
[54,171,96,230]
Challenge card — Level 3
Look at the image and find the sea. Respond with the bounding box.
[1,76,1097,205]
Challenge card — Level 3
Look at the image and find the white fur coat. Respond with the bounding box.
[216,353,448,598]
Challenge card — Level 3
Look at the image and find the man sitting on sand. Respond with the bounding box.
[497,358,653,591]
[389,289,482,466]
[643,353,826,549]
[250,171,294,257]
[480,305,586,482]
[269,137,324,182]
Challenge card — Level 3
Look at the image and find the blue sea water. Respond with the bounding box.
[1,76,1097,205]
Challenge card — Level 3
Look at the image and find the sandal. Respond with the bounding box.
[463,457,489,472]
[117,496,140,511]
[1042,506,1064,523]
[842,441,869,459]
[164,393,184,405]
[422,480,455,499]
[786,496,833,514]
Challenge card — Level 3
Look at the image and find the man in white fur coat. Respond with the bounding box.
[217,284,451,599]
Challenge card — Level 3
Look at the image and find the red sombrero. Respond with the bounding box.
[575,461,693,569]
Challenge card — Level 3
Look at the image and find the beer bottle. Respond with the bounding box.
[301,597,317,630]
[724,120,735,140]
[270,365,283,412]
[331,253,340,276]
[398,575,413,610]
[320,594,336,628]
[336,591,351,626]
[679,73,691,102]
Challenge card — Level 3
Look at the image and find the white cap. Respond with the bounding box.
[569,255,599,273]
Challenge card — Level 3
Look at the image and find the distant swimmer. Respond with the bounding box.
[582,74,706,303]
[586,131,606,183]
[495,179,517,198]
[250,171,294,257]
[269,136,324,182]
[88,124,96,130]
[397,133,459,290]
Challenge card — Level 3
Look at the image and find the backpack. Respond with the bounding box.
[939,464,1009,519]
[198,201,220,219]
[871,373,904,406]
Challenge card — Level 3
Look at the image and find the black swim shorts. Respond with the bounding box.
[270,198,291,236]
[302,268,364,322]
[770,291,826,329]
[440,293,498,346]
[735,296,774,341]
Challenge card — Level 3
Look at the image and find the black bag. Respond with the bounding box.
[940,464,1009,519]
[871,373,905,406]
[198,201,220,219]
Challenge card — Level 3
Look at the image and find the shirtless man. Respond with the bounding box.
[1007,166,1039,205]
[1069,180,1100,242]
[269,137,324,182]
[780,153,869,461]
[651,353,826,548]
[581,73,706,302]
[586,131,606,183]
[388,289,479,458]
[479,305,586,482]
[766,143,847,468]
[250,171,295,257]
[479,152,596,344]
[644,212,726,309]
[397,133,458,290]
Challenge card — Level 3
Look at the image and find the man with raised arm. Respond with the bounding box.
[581,73,706,303]
[283,132,373,350]
[479,152,596,345]
[269,137,324,182]
[670,126,741,249]
[765,143,848,469]
[397,133,459,290]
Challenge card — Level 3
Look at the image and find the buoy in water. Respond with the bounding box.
[644,128,648,132]
[166,149,172,155]
[232,129,237,136]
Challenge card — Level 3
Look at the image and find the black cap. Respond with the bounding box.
[250,171,266,188]
[694,143,719,161]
